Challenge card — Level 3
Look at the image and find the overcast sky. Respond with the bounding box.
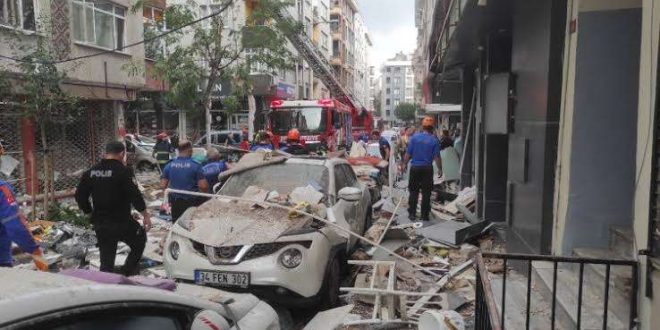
[358,0,416,70]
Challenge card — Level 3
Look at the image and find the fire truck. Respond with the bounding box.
[269,98,373,152]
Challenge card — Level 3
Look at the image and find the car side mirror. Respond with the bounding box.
[338,187,361,202]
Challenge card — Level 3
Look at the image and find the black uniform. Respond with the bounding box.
[153,140,174,171]
[75,159,147,276]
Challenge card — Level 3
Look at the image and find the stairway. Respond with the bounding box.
[532,226,636,330]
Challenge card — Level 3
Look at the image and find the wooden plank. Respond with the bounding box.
[407,259,474,317]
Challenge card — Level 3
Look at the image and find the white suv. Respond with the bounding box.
[164,157,372,307]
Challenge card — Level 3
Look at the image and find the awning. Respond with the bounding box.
[424,103,462,113]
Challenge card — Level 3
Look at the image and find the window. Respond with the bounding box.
[394,77,400,85]
[385,99,390,106]
[73,0,126,50]
[334,165,349,194]
[144,6,166,60]
[386,88,390,94]
[395,99,401,106]
[394,67,400,73]
[386,77,390,84]
[0,0,35,31]
[386,67,391,73]
[340,165,358,187]
[394,88,400,95]
[386,110,391,116]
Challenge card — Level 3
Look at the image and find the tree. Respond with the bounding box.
[0,20,81,217]
[394,102,419,122]
[133,0,297,147]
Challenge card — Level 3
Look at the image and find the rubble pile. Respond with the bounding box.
[327,184,495,329]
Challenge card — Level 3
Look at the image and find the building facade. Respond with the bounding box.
[415,0,660,328]
[380,52,415,122]
[0,0,145,193]
[330,0,358,94]
[353,13,372,110]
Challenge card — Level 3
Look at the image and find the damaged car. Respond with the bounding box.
[164,156,372,307]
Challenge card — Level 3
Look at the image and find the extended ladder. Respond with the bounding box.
[274,8,360,109]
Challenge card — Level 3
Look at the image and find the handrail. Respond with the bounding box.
[482,252,638,266]
[475,253,502,330]
[429,0,457,71]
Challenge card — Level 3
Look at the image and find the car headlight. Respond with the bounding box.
[279,248,303,269]
[170,241,180,260]
[176,207,197,231]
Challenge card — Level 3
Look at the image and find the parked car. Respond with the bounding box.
[125,133,157,150]
[164,157,372,307]
[0,269,279,329]
[195,130,244,148]
[125,139,158,171]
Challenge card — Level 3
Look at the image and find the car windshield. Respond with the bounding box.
[220,163,328,197]
[270,107,327,135]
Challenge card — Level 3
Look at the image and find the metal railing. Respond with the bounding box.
[475,252,639,330]
[475,253,502,330]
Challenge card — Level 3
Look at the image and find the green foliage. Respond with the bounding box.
[135,0,297,118]
[394,102,420,122]
[48,202,92,229]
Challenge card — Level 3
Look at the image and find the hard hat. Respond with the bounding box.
[422,116,435,128]
[287,128,300,142]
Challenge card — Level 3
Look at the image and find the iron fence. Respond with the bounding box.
[475,252,639,330]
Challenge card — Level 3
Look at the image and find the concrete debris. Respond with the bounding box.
[289,185,324,205]
[418,310,465,330]
[303,304,355,330]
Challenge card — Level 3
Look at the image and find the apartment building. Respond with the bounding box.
[380,52,415,122]
[0,0,145,193]
[330,0,357,93]
[353,12,372,110]
[311,0,332,99]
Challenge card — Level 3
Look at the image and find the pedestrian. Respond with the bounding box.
[75,141,152,275]
[250,130,274,152]
[160,141,209,221]
[153,132,174,172]
[280,129,308,155]
[202,148,228,190]
[403,117,442,221]
[439,129,454,150]
[371,130,391,161]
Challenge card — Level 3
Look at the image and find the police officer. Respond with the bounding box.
[153,132,174,171]
[0,139,48,271]
[160,141,209,221]
[403,117,442,221]
[75,141,152,275]
[280,129,308,155]
[202,148,228,190]
[371,130,391,161]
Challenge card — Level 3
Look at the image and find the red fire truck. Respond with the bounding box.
[269,98,373,152]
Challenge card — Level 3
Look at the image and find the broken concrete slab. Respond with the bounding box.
[417,220,490,245]
[456,203,480,224]
[303,304,354,330]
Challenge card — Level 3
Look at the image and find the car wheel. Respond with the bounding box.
[322,256,341,310]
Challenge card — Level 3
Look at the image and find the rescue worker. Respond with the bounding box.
[280,129,308,155]
[403,117,442,221]
[160,141,209,221]
[0,139,48,271]
[75,141,152,275]
[250,130,274,152]
[371,130,391,161]
[153,132,174,171]
[202,148,228,190]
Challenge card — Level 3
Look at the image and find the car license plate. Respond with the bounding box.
[194,270,250,288]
